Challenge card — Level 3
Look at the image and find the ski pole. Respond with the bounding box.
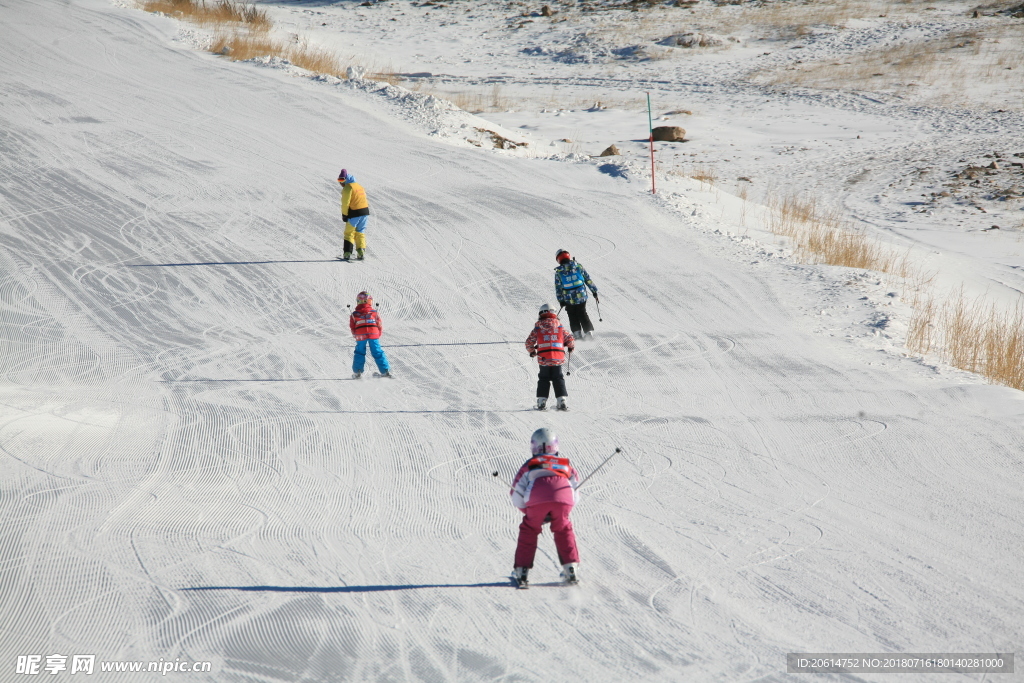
[577,447,621,489]
[595,296,602,322]
[565,350,571,377]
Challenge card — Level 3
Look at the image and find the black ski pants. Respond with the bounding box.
[564,302,594,336]
[536,364,567,399]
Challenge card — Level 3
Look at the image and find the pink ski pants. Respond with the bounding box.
[514,502,579,568]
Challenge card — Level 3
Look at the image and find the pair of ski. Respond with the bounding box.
[352,372,393,379]
[512,570,578,589]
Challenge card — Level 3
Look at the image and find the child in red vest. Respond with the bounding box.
[509,428,580,587]
[525,304,575,411]
[349,291,391,378]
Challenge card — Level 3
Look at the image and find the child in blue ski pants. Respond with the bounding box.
[353,338,390,374]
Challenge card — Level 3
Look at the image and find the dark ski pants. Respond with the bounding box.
[565,302,594,336]
[536,364,567,399]
[514,502,579,568]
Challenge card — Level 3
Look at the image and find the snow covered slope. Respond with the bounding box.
[1,1,1022,681]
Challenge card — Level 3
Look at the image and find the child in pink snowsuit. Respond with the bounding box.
[510,428,580,586]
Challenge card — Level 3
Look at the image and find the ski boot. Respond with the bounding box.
[561,562,579,585]
[513,566,529,589]
[586,331,595,341]
[339,251,352,262]
[352,372,362,379]
[535,397,547,411]
[356,248,365,261]
[376,371,392,378]
[556,397,568,412]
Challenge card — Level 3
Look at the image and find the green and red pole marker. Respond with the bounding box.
[646,92,655,194]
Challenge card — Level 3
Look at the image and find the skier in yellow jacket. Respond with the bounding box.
[338,169,371,261]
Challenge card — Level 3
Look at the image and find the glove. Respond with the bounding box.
[594,294,600,303]
[342,214,349,222]
[530,351,537,358]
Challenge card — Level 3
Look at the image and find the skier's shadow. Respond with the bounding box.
[308,410,533,414]
[183,583,509,593]
[159,378,355,383]
[127,259,340,267]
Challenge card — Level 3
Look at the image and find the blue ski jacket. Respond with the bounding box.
[554,260,598,306]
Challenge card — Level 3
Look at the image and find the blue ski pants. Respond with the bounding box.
[353,338,390,374]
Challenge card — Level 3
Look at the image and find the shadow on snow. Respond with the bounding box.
[182,582,512,593]
[127,259,340,267]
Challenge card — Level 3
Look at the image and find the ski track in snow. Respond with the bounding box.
[1,1,1023,681]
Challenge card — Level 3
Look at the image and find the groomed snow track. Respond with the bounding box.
[1,1,1022,681]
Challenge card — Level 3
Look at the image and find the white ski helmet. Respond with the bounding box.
[539,303,554,314]
[530,427,559,455]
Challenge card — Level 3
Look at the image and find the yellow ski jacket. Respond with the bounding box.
[341,182,369,222]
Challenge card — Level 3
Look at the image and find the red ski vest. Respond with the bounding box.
[527,453,572,478]
[527,313,571,365]
[350,304,382,341]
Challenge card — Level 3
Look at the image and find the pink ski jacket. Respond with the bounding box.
[510,455,580,511]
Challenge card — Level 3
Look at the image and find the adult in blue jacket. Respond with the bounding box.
[554,249,599,340]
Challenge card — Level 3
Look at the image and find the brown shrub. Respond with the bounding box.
[909,291,1024,390]
[142,0,271,31]
[766,194,906,273]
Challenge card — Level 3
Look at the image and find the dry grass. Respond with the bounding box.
[762,192,1024,390]
[762,193,1024,389]
[407,83,508,113]
[766,194,911,274]
[142,0,270,31]
[461,85,514,112]
[908,291,1024,390]
[141,0,399,83]
[567,0,869,46]
[695,0,938,38]
[688,164,718,188]
[407,83,651,114]
[209,34,344,75]
[208,33,400,82]
[666,163,719,189]
[906,290,936,353]
[759,23,1024,109]
[738,184,749,225]
[566,94,647,110]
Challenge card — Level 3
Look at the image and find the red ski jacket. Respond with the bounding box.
[350,303,383,341]
[525,312,574,366]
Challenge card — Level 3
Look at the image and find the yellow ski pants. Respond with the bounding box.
[344,224,367,250]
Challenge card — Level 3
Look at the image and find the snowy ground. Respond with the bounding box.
[266,0,1024,305]
[1,0,1023,681]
